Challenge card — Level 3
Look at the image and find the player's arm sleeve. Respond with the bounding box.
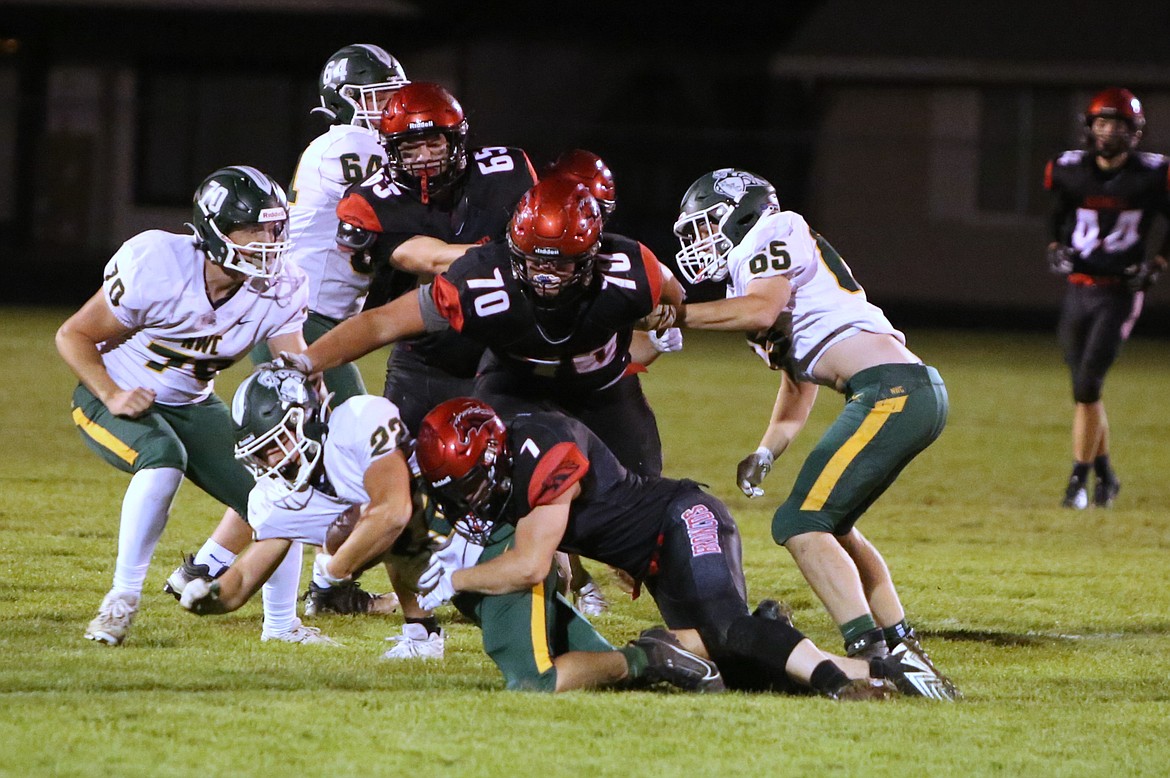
[101,242,155,329]
[266,272,311,339]
[421,278,460,333]
[1043,161,1071,244]
[526,442,590,507]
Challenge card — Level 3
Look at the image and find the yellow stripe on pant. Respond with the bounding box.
[800,396,906,511]
[529,581,554,674]
[71,406,139,466]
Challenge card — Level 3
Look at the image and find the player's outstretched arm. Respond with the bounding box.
[679,275,791,332]
[737,373,818,498]
[323,451,415,582]
[301,291,426,374]
[391,235,480,277]
[180,538,293,614]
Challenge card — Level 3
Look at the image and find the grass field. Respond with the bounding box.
[2,306,1168,777]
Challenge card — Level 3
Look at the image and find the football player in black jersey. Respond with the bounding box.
[334,81,538,435]
[326,81,536,650]
[1044,87,1170,509]
[410,397,959,700]
[298,177,685,479]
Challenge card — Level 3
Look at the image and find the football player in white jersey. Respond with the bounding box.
[177,45,407,627]
[179,366,470,658]
[669,169,956,687]
[56,166,312,646]
[250,43,408,403]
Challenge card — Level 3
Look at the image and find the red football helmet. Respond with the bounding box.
[417,397,511,541]
[507,178,603,307]
[379,82,469,201]
[545,149,616,220]
[1083,87,1145,157]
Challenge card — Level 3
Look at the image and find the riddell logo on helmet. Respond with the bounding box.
[534,246,559,256]
[258,207,286,222]
[432,475,453,487]
[408,119,435,130]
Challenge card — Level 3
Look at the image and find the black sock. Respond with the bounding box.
[882,619,913,650]
[809,660,851,695]
[406,616,441,636]
[1093,455,1113,481]
[1071,462,1090,483]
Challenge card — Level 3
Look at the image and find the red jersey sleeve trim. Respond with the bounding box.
[527,441,590,507]
[431,275,465,332]
[637,243,663,307]
[336,193,384,232]
[1043,160,1054,191]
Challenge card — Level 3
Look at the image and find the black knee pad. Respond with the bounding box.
[710,615,805,666]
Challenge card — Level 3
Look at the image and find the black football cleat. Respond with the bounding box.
[632,626,725,693]
[302,581,399,616]
[824,678,899,701]
[1093,476,1120,508]
[752,599,794,627]
[1062,477,1088,510]
[163,554,217,601]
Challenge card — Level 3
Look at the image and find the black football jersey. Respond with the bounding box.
[338,146,537,374]
[1045,149,1170,276]
[501,412,685,576]
[426,233,664,394]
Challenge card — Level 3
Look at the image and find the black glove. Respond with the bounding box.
[1046,244,1076,276]
[1127,262,1162,292]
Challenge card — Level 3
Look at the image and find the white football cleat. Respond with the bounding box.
[381,623,444,659]
[85,590,140,646]
[573,580,609,617]
[261,618,341,646]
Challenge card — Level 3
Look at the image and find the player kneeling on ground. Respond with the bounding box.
[179,365,441,653]
[414,398,952,699]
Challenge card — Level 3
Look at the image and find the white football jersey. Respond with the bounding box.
[287,125,388,320]
[726,210,903,383]
[247,395,407,542]
[100,230,309,406]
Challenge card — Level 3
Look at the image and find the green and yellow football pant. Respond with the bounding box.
[772,363,948,543]
[250,310,368,405]
[70,384,254,516]
[453,534,614,692]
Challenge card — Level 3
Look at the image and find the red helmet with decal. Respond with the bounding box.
[1083,87,1145,156]
[379,82,468,201]
[545,149,616,220]
[507,178,602,307]
[417,397,511,541]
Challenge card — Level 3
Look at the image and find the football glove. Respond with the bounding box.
[313,553,352,587]
[416,555,457,611]
[1046,243,1076,276]
[275,351,314,375]
[179,578,224,615]
[636,303,679,332]
[1127,261,1162,292]
[736,447,774,499]
[648,327,684,354]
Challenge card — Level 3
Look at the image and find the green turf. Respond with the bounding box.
[2,307,1168,777]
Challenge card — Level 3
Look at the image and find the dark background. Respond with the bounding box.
[4,0,1170,333]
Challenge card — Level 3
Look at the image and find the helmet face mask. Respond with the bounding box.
[191,166,291,280]
[1083,87,1145,159]
[507,179,602,309]
[232,367,325,498]
[674,168,779,284]
[316,44,409,130]
[417,398,512,542]
[379,82,468,202]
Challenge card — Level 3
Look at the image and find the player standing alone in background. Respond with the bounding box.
[1044,87,1170,509]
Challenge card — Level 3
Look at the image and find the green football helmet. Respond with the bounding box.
[673,168,779,283]
[189,166,291,279]
[314,44,409,130]
[231,366,327,496]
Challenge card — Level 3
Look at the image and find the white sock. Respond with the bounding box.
[111,467,184,595]
[262,542,303,636]
[194,539,237,577]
